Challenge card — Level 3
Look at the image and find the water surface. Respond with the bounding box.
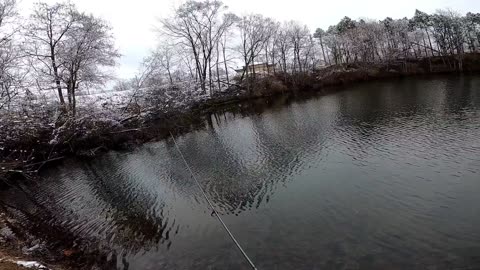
[4,76,480,269]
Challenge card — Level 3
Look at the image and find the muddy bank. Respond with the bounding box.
[0,206,130,269]
[0,211,63,269]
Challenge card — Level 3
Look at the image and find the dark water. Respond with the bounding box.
[4,76,480,269]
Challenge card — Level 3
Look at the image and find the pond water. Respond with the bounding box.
[3,75,480,269]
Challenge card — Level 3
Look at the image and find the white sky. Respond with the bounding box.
[18,0,480,80]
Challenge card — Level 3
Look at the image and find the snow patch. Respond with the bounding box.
[16,260,49,269]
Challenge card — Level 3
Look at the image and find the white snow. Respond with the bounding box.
[16,260,49,269]
[0,258,49,270]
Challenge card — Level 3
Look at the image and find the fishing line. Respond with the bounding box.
[169,131,258,270]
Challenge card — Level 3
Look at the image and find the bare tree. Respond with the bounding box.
[160,0,236,95]
[219,31,230,84]
[288,21,312,73]
[25,2,77,108]
[236,14,276,93]
[0,0,25,110]
[26,2,119,116]
[59,13,120,116]
[274,22,292,75]
[314,28,331,66]
[151,43,176,85]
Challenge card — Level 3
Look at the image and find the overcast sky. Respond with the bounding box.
[18,0,480,80]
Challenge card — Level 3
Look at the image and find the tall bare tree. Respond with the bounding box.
[151,43,176,85]
[26,2,119,116]
[160,0,236,95]
[314,28,331,66]
[0,0,23,110]
[25,2,77,107]
[236,14,276,93]
[59,13,120,115]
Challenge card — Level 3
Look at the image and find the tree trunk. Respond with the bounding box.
[50,46,65,107]
[319,37,329,66]
[422,37,429,58]
[425,28,435,57]
[208,56,213,95]
[216,41,221,91]
[252,55,256,79]
[189,38,204,93]
[66,81,72,111]
[222,38,229,85]
[265,46,269,75]
[167,68,173,85]
[245,56,251,95]
[72,82,77,117]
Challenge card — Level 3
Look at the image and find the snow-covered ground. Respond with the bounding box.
[16,260,49,269]
[0,258,49,270]
[4,79,224,117]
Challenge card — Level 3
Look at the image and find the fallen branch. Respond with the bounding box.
[24,156,65,169]
[109,128,142,134]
